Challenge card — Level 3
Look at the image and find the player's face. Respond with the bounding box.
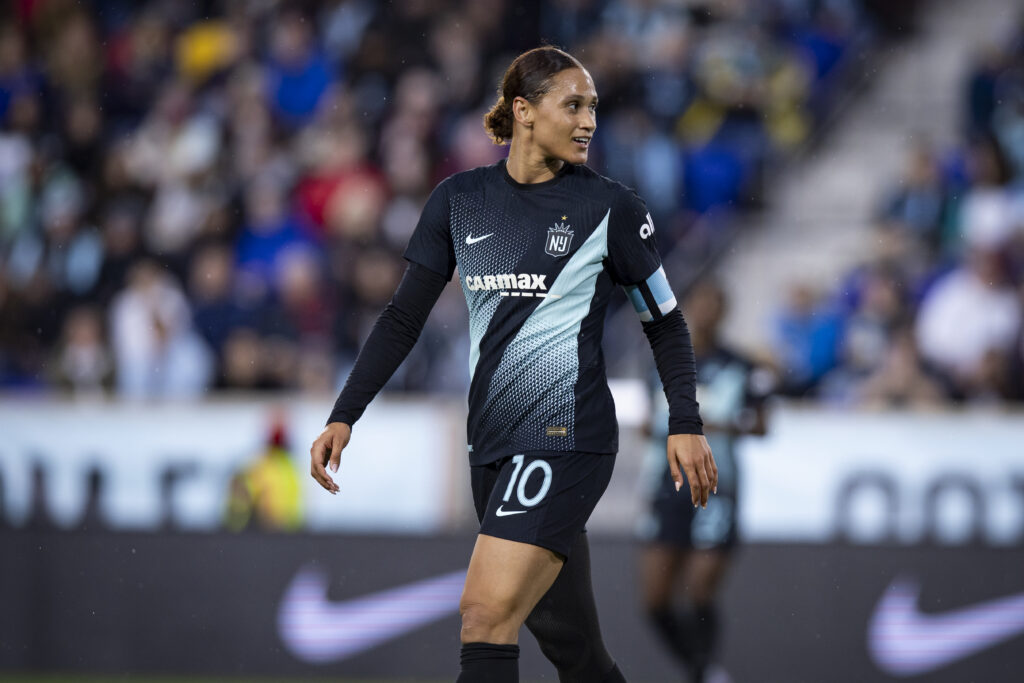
[530,67,598,164]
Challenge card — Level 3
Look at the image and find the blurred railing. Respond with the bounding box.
[4,395,1022,545]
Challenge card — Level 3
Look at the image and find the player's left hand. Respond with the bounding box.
[666,433,717,508]
[309,422,351,495]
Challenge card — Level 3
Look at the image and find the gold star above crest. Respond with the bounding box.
[561,215,568,221]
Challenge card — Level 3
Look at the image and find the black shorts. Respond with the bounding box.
[471,452,616,559]
[641,445,738,551]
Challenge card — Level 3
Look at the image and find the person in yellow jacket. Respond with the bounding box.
[225,420,303,532]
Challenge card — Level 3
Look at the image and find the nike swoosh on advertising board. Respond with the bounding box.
[278,566,466,663]
[868,576,1024,676]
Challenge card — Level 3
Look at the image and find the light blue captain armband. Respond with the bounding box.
[624,265,678,322]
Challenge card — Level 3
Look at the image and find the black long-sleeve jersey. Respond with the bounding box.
[330,159,702,466]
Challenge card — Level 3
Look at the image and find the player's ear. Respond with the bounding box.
[512,96,533,129]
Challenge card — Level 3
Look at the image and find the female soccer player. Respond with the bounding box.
[309,46,717,683]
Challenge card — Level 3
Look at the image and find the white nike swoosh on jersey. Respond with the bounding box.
[278,565,466,663]
[868,576,1024,675]
[495,505,526,517]
[465,233,494,245]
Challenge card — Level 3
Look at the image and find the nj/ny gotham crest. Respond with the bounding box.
[545,219,574,257]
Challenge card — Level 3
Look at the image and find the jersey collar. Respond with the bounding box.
[499,158,573,191]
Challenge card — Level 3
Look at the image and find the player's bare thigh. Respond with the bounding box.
[685,549,731,604]
[460,533,564,644]
[640,543,688,608]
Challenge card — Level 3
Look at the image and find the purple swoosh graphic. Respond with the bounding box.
[278,566,467,663]
[868,576,1024,676]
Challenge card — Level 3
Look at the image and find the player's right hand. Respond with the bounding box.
[310,422,351,495]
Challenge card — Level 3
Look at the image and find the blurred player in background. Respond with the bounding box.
[639,279,774,683]
[310,46,716,683]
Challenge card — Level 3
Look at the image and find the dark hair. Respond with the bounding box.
[483,46,583,145]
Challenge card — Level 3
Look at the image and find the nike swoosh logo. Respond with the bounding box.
[495,505,526,517]
[465,233,494,245]
[278,566,466,663]
[868,576,1024,676]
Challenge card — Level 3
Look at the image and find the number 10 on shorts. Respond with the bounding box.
[503,455,553,507]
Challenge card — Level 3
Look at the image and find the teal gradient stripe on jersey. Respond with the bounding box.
[452,192,532,381]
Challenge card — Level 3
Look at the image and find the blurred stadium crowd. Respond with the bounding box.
[0,0,880,398]
[777,15,1024,405]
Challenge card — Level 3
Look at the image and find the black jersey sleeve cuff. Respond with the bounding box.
[642,309,704,435]
[327,262,448,427]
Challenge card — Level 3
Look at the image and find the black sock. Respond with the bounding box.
[647,605,692,664]
[456,642,519,683]
[688,604,718,674]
